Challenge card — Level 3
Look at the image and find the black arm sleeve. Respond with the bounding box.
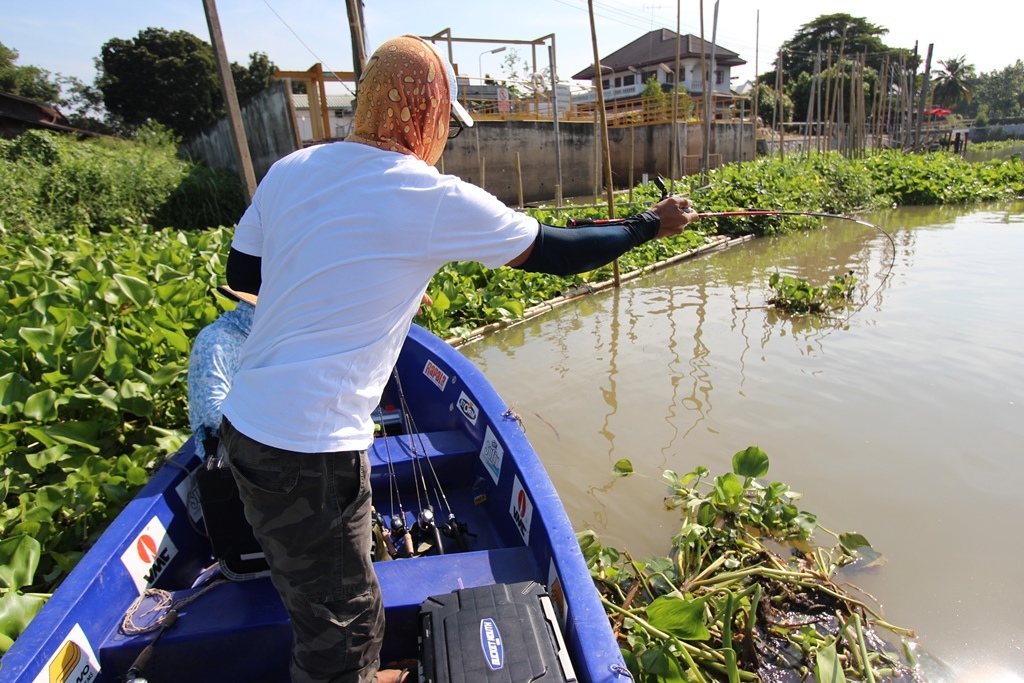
[514,210,661,276]
[225,247,262,296]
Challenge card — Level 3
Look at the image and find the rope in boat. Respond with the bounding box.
[120,578,227,635]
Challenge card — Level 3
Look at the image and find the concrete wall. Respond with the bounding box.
[181,81,299,181]
[438,119,600,205]
[608,120,755,182]
[182,88,754,205]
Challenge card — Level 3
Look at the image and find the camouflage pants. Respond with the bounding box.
[220,418,383,683]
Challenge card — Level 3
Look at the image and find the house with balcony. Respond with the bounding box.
[572,28,745,108]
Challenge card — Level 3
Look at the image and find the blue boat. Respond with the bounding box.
[1,325,629,682]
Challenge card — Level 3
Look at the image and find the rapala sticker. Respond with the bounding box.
[479,427,504,484]
[32,623,99,683]
[175,470,204,525]
[120,517,178,594]
[423,359,449,391]
[457,391,479,425]
[509,475,533,545]
[479,618,504,670]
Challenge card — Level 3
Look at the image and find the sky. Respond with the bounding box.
[3,0,1021,98]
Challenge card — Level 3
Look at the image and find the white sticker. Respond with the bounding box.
[32,623,99,683]
[479,427,504,484]
[120,516,178,594]
[423,359,449,391]
[175,472,204,525]
[457,392,479,425]
[509,475,533,545]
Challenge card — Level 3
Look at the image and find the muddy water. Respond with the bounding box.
[459,202,1024,680]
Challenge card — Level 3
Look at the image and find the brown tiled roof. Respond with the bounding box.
[572,29,745,80]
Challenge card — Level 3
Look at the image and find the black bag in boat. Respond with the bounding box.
[195,439,271,580]
[418,581,576,682]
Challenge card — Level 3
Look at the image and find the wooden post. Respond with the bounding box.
[628,126,634,204]
[588,0,620,286]
[202,0,257,201]
[699,0,710,179]
[345,0,367,87]
[516,152,524,207]
[750,10,759,161]
[914,43,933,152]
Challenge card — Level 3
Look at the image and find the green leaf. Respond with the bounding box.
[0,373,34,416]
[23,390,59,421]
[0,592,48,651]
[839,532,872,552]
[613,459,635,477]
[732,446,770,479]
[25,444,69,470]
[43,421,101,454]
[113,273,154,308]
[71,348,104,383]
[645,595,710,640]
[17,326,57,352]
[814,640,847,683]
[0,535,42,591]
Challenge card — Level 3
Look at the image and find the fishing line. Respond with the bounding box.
[691,209,898,330]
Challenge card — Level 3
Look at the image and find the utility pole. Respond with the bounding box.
[202,0,257,201]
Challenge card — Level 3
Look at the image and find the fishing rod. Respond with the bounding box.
[375,405,415,558]
[567,176,897,324]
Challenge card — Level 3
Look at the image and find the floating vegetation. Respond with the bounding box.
[767,271,858,315]
[582,448,919,682]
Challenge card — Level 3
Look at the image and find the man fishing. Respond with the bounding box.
[219,34,698,683]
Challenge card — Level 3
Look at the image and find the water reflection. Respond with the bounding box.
[459,200,1024,679]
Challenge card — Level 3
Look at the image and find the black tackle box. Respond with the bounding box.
[418,581,577,683]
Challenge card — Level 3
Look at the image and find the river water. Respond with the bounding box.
[459,201,1024,681]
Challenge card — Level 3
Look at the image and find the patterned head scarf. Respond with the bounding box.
[346,35,455,165]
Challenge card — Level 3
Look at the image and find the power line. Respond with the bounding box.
[259,0,355,96]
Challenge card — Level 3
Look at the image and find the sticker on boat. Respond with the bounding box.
[457,391,479,425]
[423,359,448,391]
[479,426,504,484]
[120,516,178,593]
[31,623,99,683]
[175,467,204,524]
[479,618,504,670]
[509,475,533,545]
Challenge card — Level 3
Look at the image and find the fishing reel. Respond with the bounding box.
[441,512,475,553]
[389,513,415,558]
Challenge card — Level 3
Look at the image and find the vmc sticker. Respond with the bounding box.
[32,623,99,683]
[120,516,178,594]
[509,475,533,545]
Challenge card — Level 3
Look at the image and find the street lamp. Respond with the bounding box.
[478,46,507,82]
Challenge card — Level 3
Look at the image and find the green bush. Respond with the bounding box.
[0,127,244,234]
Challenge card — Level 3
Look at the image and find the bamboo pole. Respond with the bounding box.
[750,10,759,161]
[699,0,709,179]
[515,152,524,208]
[587,0,620,286]
[914,43,934,152]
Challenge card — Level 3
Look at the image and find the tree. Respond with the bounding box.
[0,41,61,103]
[931,56,976,110]
[972,60,1024,120]
[751,83,793,124]
[97,28,278,139]
[774,14,907,85]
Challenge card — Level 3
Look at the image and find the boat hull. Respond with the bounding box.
[1,325,626,682]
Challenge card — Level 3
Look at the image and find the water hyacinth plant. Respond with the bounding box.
[584,448,916,682]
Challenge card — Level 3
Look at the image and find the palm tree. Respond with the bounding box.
[931,56,976,109]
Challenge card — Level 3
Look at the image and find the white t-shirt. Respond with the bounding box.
[220,142,539,452]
